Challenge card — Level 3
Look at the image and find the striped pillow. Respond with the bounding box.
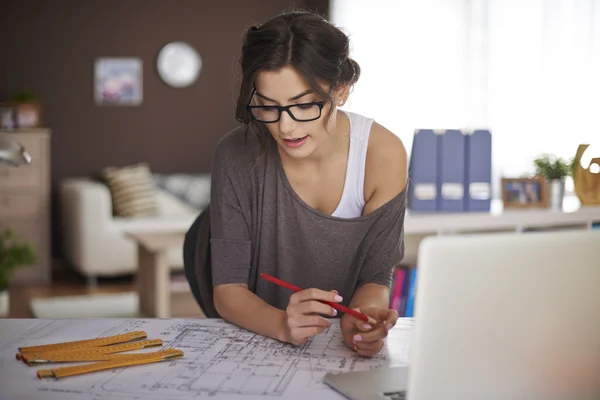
[102,163,159,217]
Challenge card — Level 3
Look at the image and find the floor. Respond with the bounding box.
[7,262,205,319]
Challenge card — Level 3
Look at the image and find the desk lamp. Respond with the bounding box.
[0,134,31,166]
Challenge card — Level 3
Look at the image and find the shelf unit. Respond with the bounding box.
[401,197,600,265]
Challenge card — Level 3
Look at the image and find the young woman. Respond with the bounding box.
[184,10,407,358]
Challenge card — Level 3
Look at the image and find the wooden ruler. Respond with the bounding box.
[22,339,163,364]
[37,348,184,379]
[17,330,147,359]
[16,330,184,379]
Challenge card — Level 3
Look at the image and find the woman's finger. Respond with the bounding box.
[295,300,337,317]
[289,288,343,305]
[355,339,383,352]
[355,321,374,332]
[353,324,388,342]
[358,308,399,331]
[354,340,384,356]
[382,309,399,330]
[289,314,332,329]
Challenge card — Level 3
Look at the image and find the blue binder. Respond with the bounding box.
[438,129,466,212]
[465,130,492,212]
[408,129,439,212]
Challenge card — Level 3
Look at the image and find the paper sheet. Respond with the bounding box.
[0,318,412,400]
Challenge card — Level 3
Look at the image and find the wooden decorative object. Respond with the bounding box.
[501,176,548,209]
[573,144,600,205]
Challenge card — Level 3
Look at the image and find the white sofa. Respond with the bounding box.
[60,177,203,284]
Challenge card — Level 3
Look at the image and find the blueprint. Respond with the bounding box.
[0,318,413,400]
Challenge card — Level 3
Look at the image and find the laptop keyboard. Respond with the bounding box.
[383,391,407,400]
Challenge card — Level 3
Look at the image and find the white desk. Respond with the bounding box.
[404,197,600,235]
[0,318,413,400]
[401,197,600,265]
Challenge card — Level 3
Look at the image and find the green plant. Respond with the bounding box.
[9,91,38,103]
[533,153,572,180]
[0,229,35,291]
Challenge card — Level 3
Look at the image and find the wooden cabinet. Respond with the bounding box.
[0,129,51,285]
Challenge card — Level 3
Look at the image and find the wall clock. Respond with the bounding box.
[157,42,202,88]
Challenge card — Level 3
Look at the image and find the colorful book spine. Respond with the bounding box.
[404,268,418,317]
[390,268,406,311]
[398,269,412,317]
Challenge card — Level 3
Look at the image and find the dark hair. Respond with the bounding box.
[235,10,361,158]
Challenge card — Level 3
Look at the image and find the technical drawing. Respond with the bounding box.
[0,318,412,400]
[99,319,411,398]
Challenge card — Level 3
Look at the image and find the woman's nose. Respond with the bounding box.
[278,110,297,134]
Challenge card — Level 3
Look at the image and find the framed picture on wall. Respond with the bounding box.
[94,58,143,106]
[501,176,548,209]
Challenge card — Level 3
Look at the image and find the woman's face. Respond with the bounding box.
[252,65,343,160]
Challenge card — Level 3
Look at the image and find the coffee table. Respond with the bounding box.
[126,231,186,318]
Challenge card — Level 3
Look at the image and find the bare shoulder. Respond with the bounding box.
[363,121,408,215]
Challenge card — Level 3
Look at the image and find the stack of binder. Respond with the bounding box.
[408,129,492,213]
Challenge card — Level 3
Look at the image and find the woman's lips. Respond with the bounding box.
[282,135,308,148]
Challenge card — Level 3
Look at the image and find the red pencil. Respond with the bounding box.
[260,273,377,325]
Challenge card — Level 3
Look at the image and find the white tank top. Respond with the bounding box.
[332,111,374,219]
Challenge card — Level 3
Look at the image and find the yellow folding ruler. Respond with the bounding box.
[36,348,183,380]
[21,339,163,364]
[17,330,148,359]
[15,330,184,380]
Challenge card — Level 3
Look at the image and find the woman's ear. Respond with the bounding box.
[334,84,351,107]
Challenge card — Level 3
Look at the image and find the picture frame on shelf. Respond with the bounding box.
[15,103,42,128]
[0,106,15,130]
[0,101,42,129]
[501,176,548,209]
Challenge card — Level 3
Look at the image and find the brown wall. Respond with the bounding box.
[1,0,327,260]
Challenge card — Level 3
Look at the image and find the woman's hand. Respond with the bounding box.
[340,306,399,357]
[282,289,342,346]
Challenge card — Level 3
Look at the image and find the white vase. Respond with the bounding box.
[546,178,565,211]
[0,290,8,317]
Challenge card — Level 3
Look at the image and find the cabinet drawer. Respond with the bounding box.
[0,133,46,190]
[0,165,43,190]
[0,194,41,217]
[1,133,45,166]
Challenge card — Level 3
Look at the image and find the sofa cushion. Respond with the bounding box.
[155,189,200,216]
[153,173,211,210]
[103,163,159,217]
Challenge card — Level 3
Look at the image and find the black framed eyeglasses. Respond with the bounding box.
[246,89,325,123]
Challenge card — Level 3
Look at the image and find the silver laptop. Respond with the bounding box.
[325,229,600,400]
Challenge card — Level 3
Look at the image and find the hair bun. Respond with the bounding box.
[340,58,361,86]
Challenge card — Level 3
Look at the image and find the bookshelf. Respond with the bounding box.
[392,196,600,317]
[400,196,600,267]
[404,196,600,236]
